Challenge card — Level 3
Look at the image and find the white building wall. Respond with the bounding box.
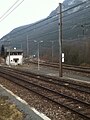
[6,54,23,65]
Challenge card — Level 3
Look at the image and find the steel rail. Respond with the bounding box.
[1,66,90,94]
[30,61,90,74]
[0,68,90,119]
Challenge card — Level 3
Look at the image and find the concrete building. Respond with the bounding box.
[6,48,23,66]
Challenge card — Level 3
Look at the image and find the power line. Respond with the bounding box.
[10,29,58,42]
[8,15,90,40]
[8,17,58,38]
[2,1,87,37]
[63,4,90,19]
[28,30,58,41]
[62,20,90,32]
[62,1,87,13]
[7,1,88,37]
[62,5,90,23]
[8,1,87,34]
[0,0,21,19]
[1,0,89,41]
[0,0,25,22]
[8,14,58,35]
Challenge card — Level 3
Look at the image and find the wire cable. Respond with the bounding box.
[62,1,87,13]
[0,0,22,19]
[62,5,90,24]
[0,0,25,22]
[1,0,89,42]
[9,18,58,37]
[2,1,87,37]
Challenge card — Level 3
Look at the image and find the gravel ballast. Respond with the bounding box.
[0,76,89,120]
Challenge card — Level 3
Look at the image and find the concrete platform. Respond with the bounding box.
[0,84,51,120]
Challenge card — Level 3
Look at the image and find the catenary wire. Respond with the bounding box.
[0,0,22,20]
[0,0,89,42]
[0,0,25,22]
[3,1,88,36]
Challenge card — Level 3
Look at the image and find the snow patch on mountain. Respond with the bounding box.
[67,0,87,6]
[68,0,75,5]
[82,0,87,2]
[67,6,81,14]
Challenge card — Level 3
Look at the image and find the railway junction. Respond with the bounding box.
[0,62,90,120]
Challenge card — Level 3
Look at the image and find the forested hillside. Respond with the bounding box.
[0,0,90,65]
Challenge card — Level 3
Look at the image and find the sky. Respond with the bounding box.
[0,0,64,38]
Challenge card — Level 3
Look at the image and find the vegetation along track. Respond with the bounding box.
[0,66,90,120]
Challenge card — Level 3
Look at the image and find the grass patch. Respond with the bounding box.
[0,96,23,120]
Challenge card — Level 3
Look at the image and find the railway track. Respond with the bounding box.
[30,60,90,74]
[2,66,90,94]
[0,66,90,120]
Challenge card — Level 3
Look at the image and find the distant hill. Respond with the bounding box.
[0,0,90,65]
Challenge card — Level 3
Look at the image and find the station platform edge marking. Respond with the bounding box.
[0,84,51,120]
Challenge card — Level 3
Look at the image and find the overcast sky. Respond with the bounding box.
[0,0,64,38]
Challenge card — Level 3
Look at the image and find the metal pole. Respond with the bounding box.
[51,41,54,62]
[34,40,43,70]
[9,48,10,66]
[27,35,29,57]
[21,43,22,49]
[58,3,63,77]
[38,42,40,70]
[9,41,10,66]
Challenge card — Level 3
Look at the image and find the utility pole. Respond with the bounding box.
[8,41,11,66]
[34,40,43,70]
[37,42,40,70]
[81,25,88,63]
[58,3,63,77]
[9,48,10,66]
[21,43,22,49]
[51,41,54,63]
[27,35,29,57]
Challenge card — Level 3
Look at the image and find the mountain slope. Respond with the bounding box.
[0,0,90,65]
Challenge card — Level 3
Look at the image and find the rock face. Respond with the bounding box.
[0,0,90,65]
